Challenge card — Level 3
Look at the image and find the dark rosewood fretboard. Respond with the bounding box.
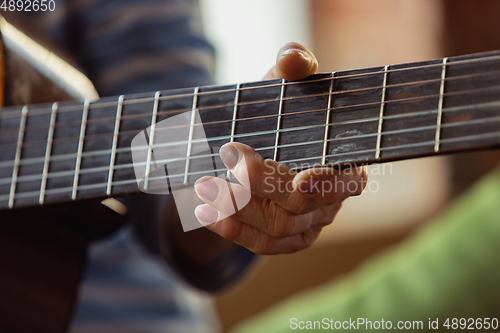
[1,50,500,210]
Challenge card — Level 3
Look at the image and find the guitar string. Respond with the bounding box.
[0,90,498,171]
[3,112,500,187]
[1,103,499,187]
[109,129,500,193]
[0,108,416,168]
[0,83,499,177]
[1,129,499,203]
[5,130,500,202]
[1,64,499,138]
[55,81,500,142]
[1,74,499,154]
[1,52,500,121]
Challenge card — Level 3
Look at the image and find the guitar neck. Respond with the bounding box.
[1,50,500,210]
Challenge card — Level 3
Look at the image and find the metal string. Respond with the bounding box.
[0,96,498,170]
[1,105,499,188]
[1,77,500,154]
[1,129,499,202]
[0,95,499,171]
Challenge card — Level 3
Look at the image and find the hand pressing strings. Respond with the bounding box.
[194,42,367,255]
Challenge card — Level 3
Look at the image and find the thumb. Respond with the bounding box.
[264,42,319,81]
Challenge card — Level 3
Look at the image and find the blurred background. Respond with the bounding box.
[198,0,500,331]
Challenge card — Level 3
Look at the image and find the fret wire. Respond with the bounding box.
[72,99,90,200]
[5,112,500,190]
[106,95,124,195]
[230,83,240,143]
[144,91,160,190]
[227,83,240,180]
[435,58,448,152]
[39,102,58,204]
[3,52,500,121]
[184,87,199,185]
[2,94,500,173]
[8,106,28,208]
[322,72,335,165]
[274,78,286,161]
[376,65,390,160]
[2,68,500,145]
[4,128,499,203]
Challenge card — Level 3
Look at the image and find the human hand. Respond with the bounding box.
[194,43,367,255]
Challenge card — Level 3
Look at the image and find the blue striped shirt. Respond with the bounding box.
[70,227,221,333]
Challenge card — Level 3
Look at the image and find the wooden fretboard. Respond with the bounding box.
[1,50,500,210]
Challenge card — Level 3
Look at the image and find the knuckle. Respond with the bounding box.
[286,192,316,215]
[300,235,315,250]
[218,219,243,241]
[251,235,276,255]
[323,202,342,225]
[263,199,294,238]
[298,227,322,250]
[321,201,338,214]
[295,197,316,214]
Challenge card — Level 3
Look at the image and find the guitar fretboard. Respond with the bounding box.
[1,50,500,210]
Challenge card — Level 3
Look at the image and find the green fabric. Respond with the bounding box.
[232,167,500,332]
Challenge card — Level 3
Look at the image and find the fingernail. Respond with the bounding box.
[195,177,219,202]
[279,48,311,61]
[220,144,241,170]
[297,178,320,195]
[195,205,219,226]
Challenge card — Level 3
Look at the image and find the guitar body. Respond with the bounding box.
[0,25,125,333]
[0,202,125,333]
